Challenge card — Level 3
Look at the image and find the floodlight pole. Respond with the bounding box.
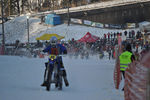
[27,16,29,43]
[67,0,70,26]
[1,0,5,54]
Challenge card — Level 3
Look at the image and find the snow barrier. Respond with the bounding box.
[114,57,121,89]
[124,52,150,100]
[0,45,4,55]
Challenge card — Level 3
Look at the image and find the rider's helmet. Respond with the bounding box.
[50,36,58,46]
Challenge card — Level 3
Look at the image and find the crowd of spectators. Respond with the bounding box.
[64,30,149,59]
[2,29,150,59]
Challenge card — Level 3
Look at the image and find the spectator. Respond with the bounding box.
[124,31,127,36]
[114,32,116,39]
[119,44,135,91]
[129,31,132,38]
[108,32,110,40]
[104,34,106,39]
[131,30,135,38]
[111,33,113,39]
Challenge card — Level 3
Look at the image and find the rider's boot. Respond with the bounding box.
[41,81,48,87]
[55,83,58,88]
[63,76,69,87]
[41,62,48,87]
[58,83,62,90]
[62,70,69,87]
[58,87,62,90]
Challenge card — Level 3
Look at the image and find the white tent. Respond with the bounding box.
[139,21,150,32]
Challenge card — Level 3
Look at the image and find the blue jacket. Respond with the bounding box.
[43,44,67,55]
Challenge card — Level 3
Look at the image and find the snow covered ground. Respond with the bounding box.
[0,15,139,44]
[0,55,124,100]
[0,15,138,100]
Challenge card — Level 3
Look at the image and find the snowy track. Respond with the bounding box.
[0,55,124,100]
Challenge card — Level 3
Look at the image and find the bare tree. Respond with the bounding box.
[21,0,30,13]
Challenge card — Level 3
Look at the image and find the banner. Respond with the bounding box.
[91,22,104,28]
[127,23,136,28]
[109,24,122,29]
[84,20,92,26]
[70,18,82,24]
[91,22,96,27]
[105,24,109,28]
[95,22,104,28]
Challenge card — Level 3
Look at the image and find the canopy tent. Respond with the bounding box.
[77,32,99,43]
[36,33,65,40]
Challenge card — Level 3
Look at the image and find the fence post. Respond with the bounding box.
[146,68,150,100]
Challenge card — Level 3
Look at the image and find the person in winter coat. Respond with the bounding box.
[108,47,111,60]
[41,36,69,88]
[131,30,135,38]
[114,32,116,39]
[119,44,135,91]
[124,31,127,37]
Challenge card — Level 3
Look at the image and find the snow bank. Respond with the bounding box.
[0,15,139,43]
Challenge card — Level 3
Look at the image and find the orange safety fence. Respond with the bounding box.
[0,45,4,55]
[113,45,122,89]
[113,57,121,89]
[124,52,150,100]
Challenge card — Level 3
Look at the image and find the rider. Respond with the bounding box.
[41,36,69,87]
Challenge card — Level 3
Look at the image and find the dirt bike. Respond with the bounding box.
[46,55,63,91]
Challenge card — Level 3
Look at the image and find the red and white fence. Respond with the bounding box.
[124,52,150,100]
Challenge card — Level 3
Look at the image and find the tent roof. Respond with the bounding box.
[77,32,99,43]
[36,33,64,41]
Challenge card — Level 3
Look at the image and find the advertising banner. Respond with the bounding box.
[127,23,136,28]
[71,18,82,24]
[84,20,92,26]
[95,23,104,28]
[109,24,122,29]
[105,24,109,28]
[91,22,96,27]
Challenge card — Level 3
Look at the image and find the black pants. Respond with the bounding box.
[121,71,125,79]
[121,71,125,90]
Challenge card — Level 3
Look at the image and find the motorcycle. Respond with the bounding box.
[46,55,63,91]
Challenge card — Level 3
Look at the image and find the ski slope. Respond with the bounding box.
[0,55,124,100]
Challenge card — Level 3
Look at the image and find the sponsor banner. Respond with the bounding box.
[91,22,96,27]
[84,20,92,26]
[127,23,136,28]
[95,22,104,28]
[91,22,104,28]
[105,24,109,28]
[109,24,122,29]
[70,18,82,24]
